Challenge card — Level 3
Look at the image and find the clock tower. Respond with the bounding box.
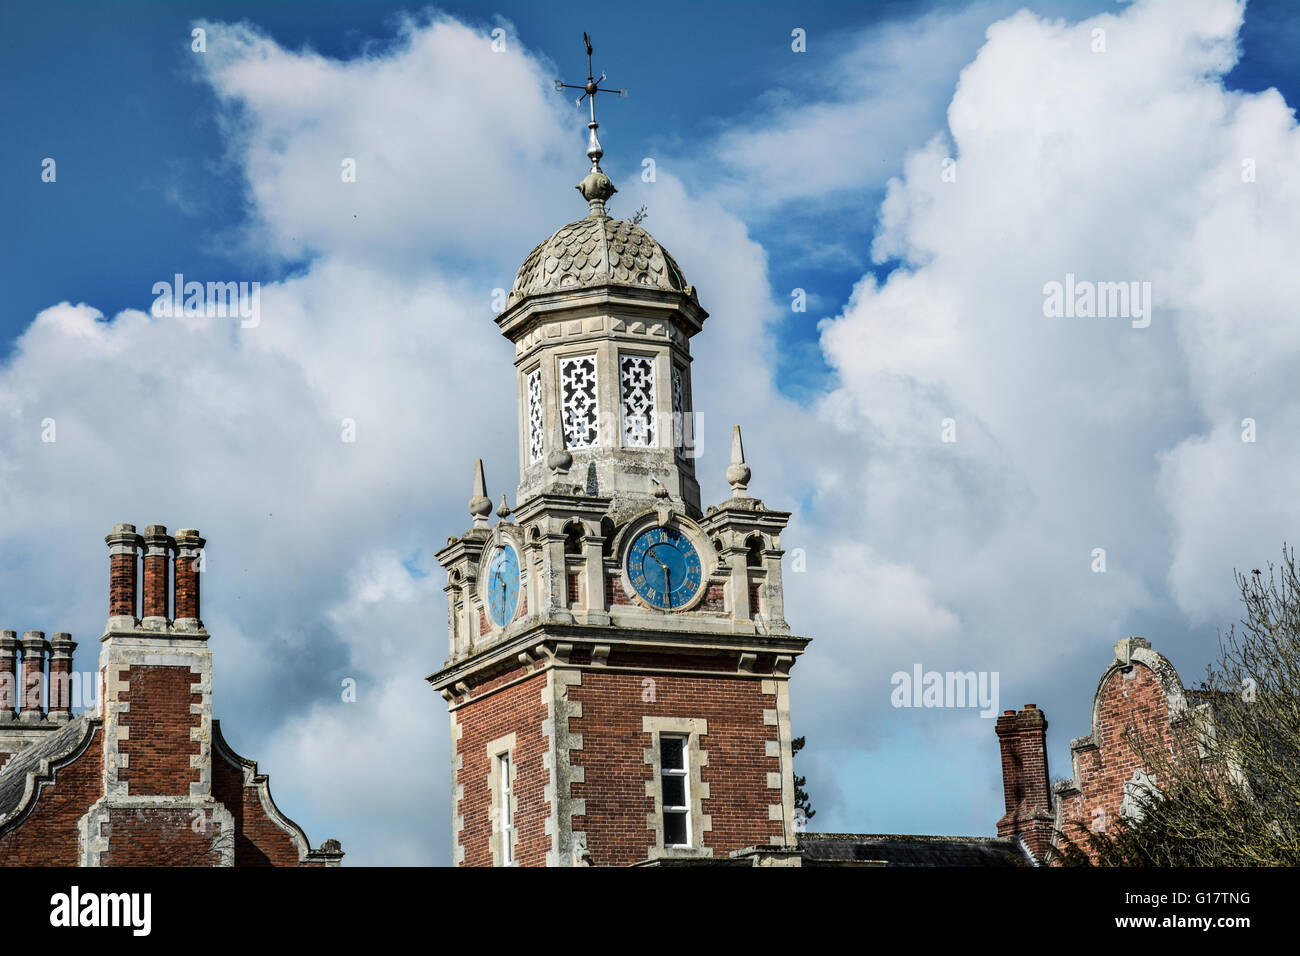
[428,38,810,866]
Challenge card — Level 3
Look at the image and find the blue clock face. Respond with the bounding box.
[486,545,521,627]
[628,526,703,610]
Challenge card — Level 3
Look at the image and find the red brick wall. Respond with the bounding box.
[701,583,726,611]
[606,574,632,606]
[211,752,306,866]
[1055,664,1176,858]
[608,650,744,673]
[455,668,549,866]
[99,808,224,866]
[569,669,779,865]
[118,665,201,795]
[0,725,102,866]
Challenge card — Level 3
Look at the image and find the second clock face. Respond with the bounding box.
[486,545,521,627]
[628,526,703,610]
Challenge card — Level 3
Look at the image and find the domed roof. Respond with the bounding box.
[510,215,688,303]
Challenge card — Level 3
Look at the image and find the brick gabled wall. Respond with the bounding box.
[1054,659,1174,854]
[0,722,102,866]
[1045,638,1196,864]
[211,725,329,866]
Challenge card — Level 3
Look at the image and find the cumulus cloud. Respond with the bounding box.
[814,0,1300,735]
[194,13,577,274]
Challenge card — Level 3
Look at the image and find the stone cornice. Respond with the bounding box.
[428,621,810,695]
[496,284,708,346]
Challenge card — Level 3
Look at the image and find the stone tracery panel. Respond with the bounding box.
[560,355,599,448]
[620,353,657,448]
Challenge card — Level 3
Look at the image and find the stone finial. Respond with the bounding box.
[726,424,751,497]
[547,416,573,477]
[497,494,513,521]
[469,459,492,530]
[1114,636,1151,665]
[577,167,617,219]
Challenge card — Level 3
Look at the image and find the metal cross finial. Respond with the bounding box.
[555,32,627,169]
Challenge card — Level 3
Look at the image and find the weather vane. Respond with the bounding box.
[555,32,627,170]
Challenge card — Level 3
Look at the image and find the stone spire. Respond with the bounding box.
[469,458,492,530]
[726,424,751,498]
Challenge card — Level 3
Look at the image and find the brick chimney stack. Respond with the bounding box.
[19,630,50,722]
[105,523,142,624]
[0,631,17,719]
[996,703,1054,860]
[141,525,173,626]
[48,632,76,722]
[173,528,205,629]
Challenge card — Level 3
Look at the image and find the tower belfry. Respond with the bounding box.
[429,35,810,867]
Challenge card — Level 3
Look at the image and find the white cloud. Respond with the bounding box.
[815,0,1299,711]
[195,13,577,274]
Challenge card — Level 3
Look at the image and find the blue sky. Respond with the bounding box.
[1,0,1298,862]
[1,0,1118,381]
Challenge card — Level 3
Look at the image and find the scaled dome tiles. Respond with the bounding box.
[511,216,687,301]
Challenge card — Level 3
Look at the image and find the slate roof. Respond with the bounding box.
[511,215,687,301]
[798,832,1034,867]
[0,716,95,825]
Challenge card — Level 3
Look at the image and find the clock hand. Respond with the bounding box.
[493,570,506,615]
[647,544,677,606]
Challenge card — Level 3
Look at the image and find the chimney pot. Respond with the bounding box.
[142,525,173,624]
[0,630,17,719]
[19,630,50,721]
[105,523,143,621]
[47,632,76,721]
[173,528,206,629]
